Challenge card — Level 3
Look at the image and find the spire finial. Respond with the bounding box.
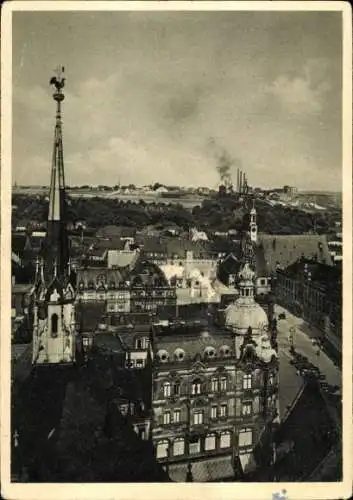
[50,65,65,103]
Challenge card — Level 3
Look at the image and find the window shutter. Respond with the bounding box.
[253,396,260,414]
[236,371,243,387]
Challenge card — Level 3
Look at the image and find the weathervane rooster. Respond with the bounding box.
[50,66,65,91]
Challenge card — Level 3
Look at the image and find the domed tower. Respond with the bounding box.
[225,262,269,356]
[31,67,77,366]
[224,259,279,473]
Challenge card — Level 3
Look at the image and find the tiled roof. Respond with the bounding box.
[273,377,341,481]
[94,332,125,353]
[153,323,233,361]
[135,236,212,259]
[258,234,332,273]
[77,301,106,332]
[94,237,127,251]
[96,225,136,238]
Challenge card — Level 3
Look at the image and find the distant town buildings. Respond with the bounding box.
[275,258,341,360]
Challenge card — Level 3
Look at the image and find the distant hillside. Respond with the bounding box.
[12,193,341,236]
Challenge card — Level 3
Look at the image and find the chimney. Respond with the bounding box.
[239,171,243,194]
[237,168,240,193]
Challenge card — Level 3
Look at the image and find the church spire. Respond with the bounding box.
[45,66,69,280]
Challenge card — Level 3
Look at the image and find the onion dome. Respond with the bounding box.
[225,301,268,332]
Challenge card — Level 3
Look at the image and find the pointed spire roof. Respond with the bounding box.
[44,66,70,283]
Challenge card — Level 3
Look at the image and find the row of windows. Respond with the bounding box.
[162,403,229,426]
[155,428,252,459]
[161,374,254,397]
[161,399,256,426]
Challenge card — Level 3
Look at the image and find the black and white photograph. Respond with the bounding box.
[1,2,352,499]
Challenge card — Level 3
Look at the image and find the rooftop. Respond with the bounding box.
[258,234,332,273]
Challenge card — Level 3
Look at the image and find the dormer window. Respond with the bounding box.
[174,348,185,361]
[204,346,216,359]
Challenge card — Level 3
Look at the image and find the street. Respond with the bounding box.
[274,304,341,419]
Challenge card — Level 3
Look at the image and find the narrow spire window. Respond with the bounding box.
[51,313,58,337]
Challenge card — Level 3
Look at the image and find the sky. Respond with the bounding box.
[12,9,343,190]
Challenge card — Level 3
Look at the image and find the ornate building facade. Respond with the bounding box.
[150,248,279,481]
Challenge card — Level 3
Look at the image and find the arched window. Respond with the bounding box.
[220,431,231,448]
[156,440,169,459]
[163,382,171,397]
[173,438,184,456]
[191,378,202,395]
[51,313,58,337]
[210,377,218,392]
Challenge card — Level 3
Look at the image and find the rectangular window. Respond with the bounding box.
[156,441,169,458]
[136,359,144,368]
[219,377,227,391]
[238,428,253,447]
[173,382,180,396]
[163,383,171,397]
[173,439,184,456]
[242,401,252,416]
[220,403,227,418]
[220,432,231,448]
[243,374,252,390]
[205,434,216,451]
[211,378,218,392]
[173,409,181,423]
[163,412,171,425]
[193,410,203,425]
[191,381,201,395]
[211,406,217,420]
[189,439,201,455]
